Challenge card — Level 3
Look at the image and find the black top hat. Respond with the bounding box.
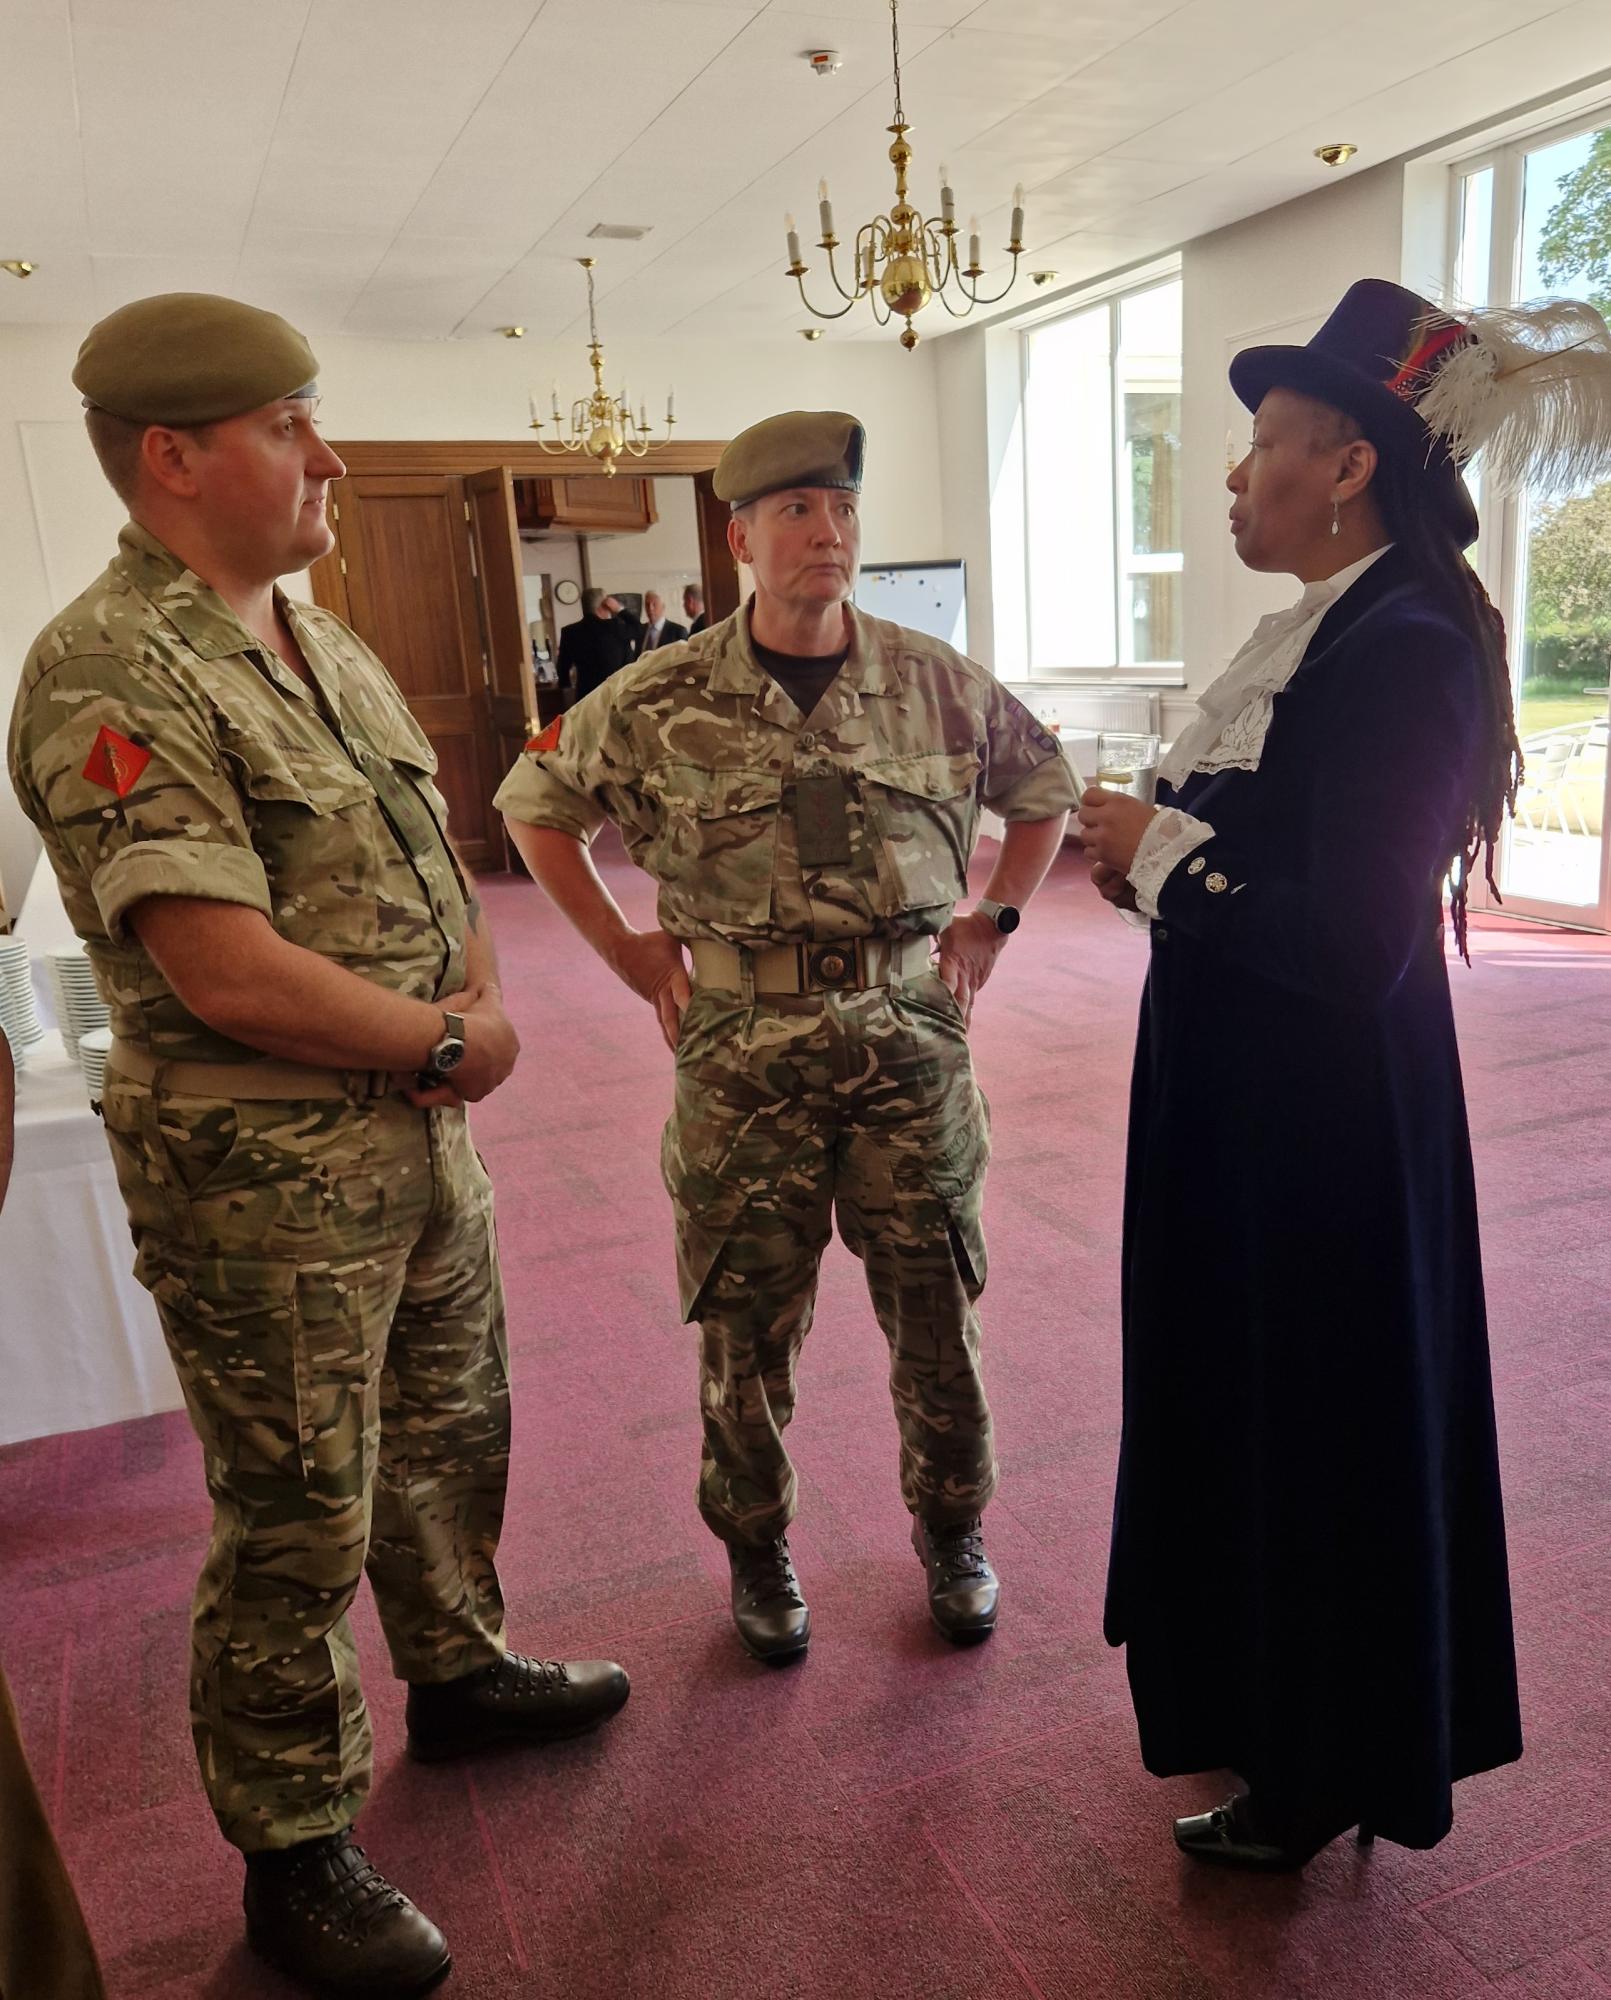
[1230,279,1479,547]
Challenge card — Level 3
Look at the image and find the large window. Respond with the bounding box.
[1454,108,1611,923]
[1021,275,1183,680]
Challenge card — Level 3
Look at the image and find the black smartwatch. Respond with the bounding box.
[419,1010,467,1087]
[975,899,1021,935]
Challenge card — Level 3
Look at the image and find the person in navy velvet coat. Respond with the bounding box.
[1080,281,1530,1869]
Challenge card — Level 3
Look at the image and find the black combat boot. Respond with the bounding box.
[727,1536,811,1663]
[406,1653,630,1762]
[912,1514,999,1641]
[243,1831,450,1998]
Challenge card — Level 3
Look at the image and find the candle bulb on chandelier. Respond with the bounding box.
[940,165,955,229]
[666,387,675,422]
[551,384,561,420]
[968,217,981,272]
[785,213,802,267]
[818,179,834,243]
[1011,183,1025,246]
[528,389,540,427]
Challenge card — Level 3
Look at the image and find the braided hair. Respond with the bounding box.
[1316,411,1523,964]
[1365,447,1523,964]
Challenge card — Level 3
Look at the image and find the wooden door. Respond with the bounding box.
[311,473,499,867]
[694,471,740,622]
[465,468,537,867]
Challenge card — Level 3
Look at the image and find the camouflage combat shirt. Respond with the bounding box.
[494,599,1080,946]
[8,522,470,1065]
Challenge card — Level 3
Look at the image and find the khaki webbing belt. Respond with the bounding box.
[687,935,932,996]
[108,1040,393,1103]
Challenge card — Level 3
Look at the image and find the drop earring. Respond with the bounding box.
[1331,498,1342,538]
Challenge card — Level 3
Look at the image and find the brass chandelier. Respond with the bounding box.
[784,0,1025,350]
[528,258,675,476]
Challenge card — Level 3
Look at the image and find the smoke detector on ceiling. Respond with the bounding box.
[588,222,652,241]
[804,49,842,78]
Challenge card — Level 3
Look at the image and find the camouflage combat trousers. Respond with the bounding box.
[661,970,995,1545]
[99,1078,510,1854]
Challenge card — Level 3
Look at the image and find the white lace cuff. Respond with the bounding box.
[1128,809,1217,920]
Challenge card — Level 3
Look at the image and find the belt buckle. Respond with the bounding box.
[806,942,858,991]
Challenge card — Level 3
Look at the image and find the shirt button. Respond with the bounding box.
[1155,927,1169,943]
[799,731,817,750]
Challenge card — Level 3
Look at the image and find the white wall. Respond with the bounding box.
[584,478,702,613]
[1177,161,1408,737]
[0,324,941,906]
[934,161,1410,739]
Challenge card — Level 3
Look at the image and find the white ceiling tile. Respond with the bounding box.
[0,0,1606,343]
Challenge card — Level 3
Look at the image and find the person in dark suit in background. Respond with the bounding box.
[557,588,637,702]
[640,591,687,652]
[606,595,644,659]
[683,583,708,635]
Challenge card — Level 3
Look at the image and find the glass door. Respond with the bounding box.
[1456,116,1611,928]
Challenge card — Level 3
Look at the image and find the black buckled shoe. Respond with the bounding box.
[912,1515,999,1642]
[727,1536,811,1664]
[244,1831,450,1998]
[406,1653,630,1762]
[1173,1794,1372,1872]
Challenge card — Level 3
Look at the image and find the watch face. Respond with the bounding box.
[434,1038,467,1074]
[995,905,1022,935]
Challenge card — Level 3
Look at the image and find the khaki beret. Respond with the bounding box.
[73,292,319,425]
[714,410,865,510]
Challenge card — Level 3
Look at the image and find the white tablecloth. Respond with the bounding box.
[1,1032,178,1446]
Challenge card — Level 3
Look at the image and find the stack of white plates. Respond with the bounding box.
[78,1025,113,1104]
[0,936,44,1061]
[45,947,109,1061]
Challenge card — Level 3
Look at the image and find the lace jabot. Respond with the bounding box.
[1156,546,1393,792]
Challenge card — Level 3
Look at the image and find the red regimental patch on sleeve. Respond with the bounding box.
[81,726,152,798]
[525,717,564,754]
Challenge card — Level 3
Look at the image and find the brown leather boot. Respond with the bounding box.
[912,1515,999,1641]
[243,1831,450,1997]
[727,1536,811,1663]
[406,1653,630,1762]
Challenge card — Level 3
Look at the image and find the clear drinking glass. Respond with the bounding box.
[1096,731,1160,804]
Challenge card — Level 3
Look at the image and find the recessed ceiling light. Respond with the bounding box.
[1314,143,1358,169]
[1,260,35,278]
[799,327,824,341]
[588,222,651,241]
[498,325,526,338]
[1031,270,1058,287]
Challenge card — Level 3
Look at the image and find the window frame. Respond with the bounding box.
[1448,94,1611,924]
[1017,264,1184,686]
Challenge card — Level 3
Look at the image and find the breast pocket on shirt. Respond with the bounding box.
[861,750,981,913]
[647,764,782,930]
[229,738,383,958]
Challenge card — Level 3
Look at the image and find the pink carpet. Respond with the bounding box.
[4,839,1611,1999]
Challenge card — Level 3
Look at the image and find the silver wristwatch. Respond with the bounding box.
[976,898,1022,935]
[420,1010,467,1085]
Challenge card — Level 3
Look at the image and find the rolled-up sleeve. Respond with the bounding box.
[15,655,270,942]
[494,685,646,842]
[979,681,1083,822]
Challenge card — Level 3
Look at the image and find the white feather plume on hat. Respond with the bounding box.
[1414,297,1611,497]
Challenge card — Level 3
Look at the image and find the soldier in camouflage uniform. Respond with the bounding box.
[498,411,1078,1663]
[8,293,628,2000]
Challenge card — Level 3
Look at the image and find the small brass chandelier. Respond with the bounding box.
[527,258,675,476]
[784,0,1025,350]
